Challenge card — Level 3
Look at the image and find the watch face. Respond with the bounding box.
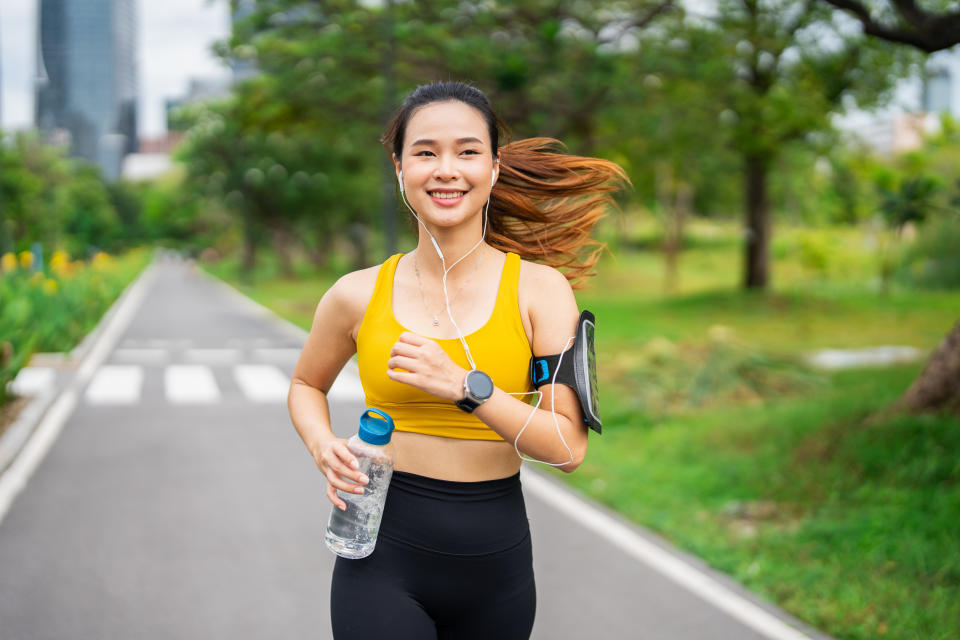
[467,370,494,400]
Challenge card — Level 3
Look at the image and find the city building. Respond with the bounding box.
[35,0,138,181]
[837,48,960,155]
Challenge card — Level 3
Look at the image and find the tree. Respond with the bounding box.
[700,0,916,289]
[820,0,960,52]
[822,3,960,417]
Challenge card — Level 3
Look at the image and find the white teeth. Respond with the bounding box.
[429,191,465,199]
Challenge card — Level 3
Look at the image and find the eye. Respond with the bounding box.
[461,149,481,155]
[414,150,435,157]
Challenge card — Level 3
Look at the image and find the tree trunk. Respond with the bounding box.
[272,226,295,279]
[664,180,692,294]
[307,233,334,270]
[743,154,771,289]
[240,212,257,286]
[896,320,960,416]
[349,222,370,270]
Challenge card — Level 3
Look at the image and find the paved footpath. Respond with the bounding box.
[0,252,830,639]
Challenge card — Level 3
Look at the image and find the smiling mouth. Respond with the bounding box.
[428,190,467,199]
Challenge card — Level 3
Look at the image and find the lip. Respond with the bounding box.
[427,189,468,207]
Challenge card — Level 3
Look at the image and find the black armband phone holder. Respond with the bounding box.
[528,310,601,434]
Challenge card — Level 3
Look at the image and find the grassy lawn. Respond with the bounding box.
[201,220,960,640]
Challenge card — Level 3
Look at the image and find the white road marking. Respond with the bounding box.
[233,364,290,403]
[520,469,813,640]
[252,348,302,362]
[184,348,242,364]
[84,366,144,405]
[7,368,56,397]
[327,372,365,401]
[112,348,168,364]
[165,365,220,403]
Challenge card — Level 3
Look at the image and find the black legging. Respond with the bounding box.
[330,470,537,639]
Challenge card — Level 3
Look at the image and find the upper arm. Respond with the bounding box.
[527,264,586,429]
[290,271,369,394]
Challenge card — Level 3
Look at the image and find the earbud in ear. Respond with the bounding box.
[397,170,404,194]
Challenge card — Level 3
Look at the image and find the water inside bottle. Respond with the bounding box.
[324,457,393,559]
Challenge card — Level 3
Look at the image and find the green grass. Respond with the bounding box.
[556,365,960,639]
[201,220,960,639]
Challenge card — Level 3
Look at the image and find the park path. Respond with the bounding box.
[0,252,828,639]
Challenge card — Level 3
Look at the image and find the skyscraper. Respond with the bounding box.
[35,0,138,181]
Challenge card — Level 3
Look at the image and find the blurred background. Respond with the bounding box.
[1,1,958,638]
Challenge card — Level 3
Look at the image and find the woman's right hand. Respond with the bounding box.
[315,438,369,511]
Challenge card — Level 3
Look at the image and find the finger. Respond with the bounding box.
[321,450,366,486]
[389,342,420,358]
[327,484,347,511]
[387,355,419,371]
[326,450,369,484]
[332,442,360,470]
[398,331,429,346]
[386,368,417,386]
[326,467,368,494]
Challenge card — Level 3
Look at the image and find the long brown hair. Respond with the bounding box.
[382,82,629,288]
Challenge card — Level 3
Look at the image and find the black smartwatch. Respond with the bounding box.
[455,369,494,413]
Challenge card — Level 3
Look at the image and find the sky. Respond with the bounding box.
[0,0,232,138]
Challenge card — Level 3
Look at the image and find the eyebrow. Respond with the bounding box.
[410,137,484,147]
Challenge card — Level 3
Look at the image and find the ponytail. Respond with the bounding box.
[487,137,629,288]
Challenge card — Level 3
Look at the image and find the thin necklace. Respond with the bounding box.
[413,250,483,326]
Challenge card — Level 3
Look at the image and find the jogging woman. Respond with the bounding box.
[288,81,626,639]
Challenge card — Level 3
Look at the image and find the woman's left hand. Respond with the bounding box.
[386,332,467,402]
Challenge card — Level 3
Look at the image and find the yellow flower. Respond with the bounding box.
[1,253,16,273]
[91,251,112,270]
[50,250,72,276]
[42,278,59,295]
[18,251,34,269]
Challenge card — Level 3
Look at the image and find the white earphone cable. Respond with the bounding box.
[397,169,575,467]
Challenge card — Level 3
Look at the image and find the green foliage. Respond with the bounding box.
[878,173,942,231]
[898,212,960,289]
[0,248,151,405]
[0,130,137,257]
[611,328,826,417]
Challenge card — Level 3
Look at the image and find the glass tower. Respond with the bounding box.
[35,0,138,181]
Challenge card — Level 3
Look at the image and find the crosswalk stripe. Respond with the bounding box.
[85,365,144,405]
[112,348,168,364]
[233,364,289,403]
[8,367,57,397]
[252,348,302,362]
[184,349,242,364]
[165,365,220,403]
[328,373,365,401]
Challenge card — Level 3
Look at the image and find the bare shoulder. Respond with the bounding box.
[291,262,384,392]
[517,258,579,353]
[325,263,383,341]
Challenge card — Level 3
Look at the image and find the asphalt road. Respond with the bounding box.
[0,253,827,639]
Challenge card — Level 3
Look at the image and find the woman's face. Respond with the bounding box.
[396,100,499,229]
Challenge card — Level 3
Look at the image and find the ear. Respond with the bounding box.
[393,153,401,179]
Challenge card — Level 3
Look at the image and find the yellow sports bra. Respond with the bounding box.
[356,252,533,441]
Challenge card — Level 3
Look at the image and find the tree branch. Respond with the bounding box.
[820,0,960,52]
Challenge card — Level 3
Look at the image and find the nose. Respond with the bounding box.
[433,153,460,181]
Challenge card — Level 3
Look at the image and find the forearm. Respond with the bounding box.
[287,380,340,460]
[473,387,586,471]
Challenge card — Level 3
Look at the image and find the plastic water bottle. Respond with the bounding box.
[324,408,396,559]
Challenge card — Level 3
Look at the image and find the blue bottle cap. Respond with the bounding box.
[358,408,395,445]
